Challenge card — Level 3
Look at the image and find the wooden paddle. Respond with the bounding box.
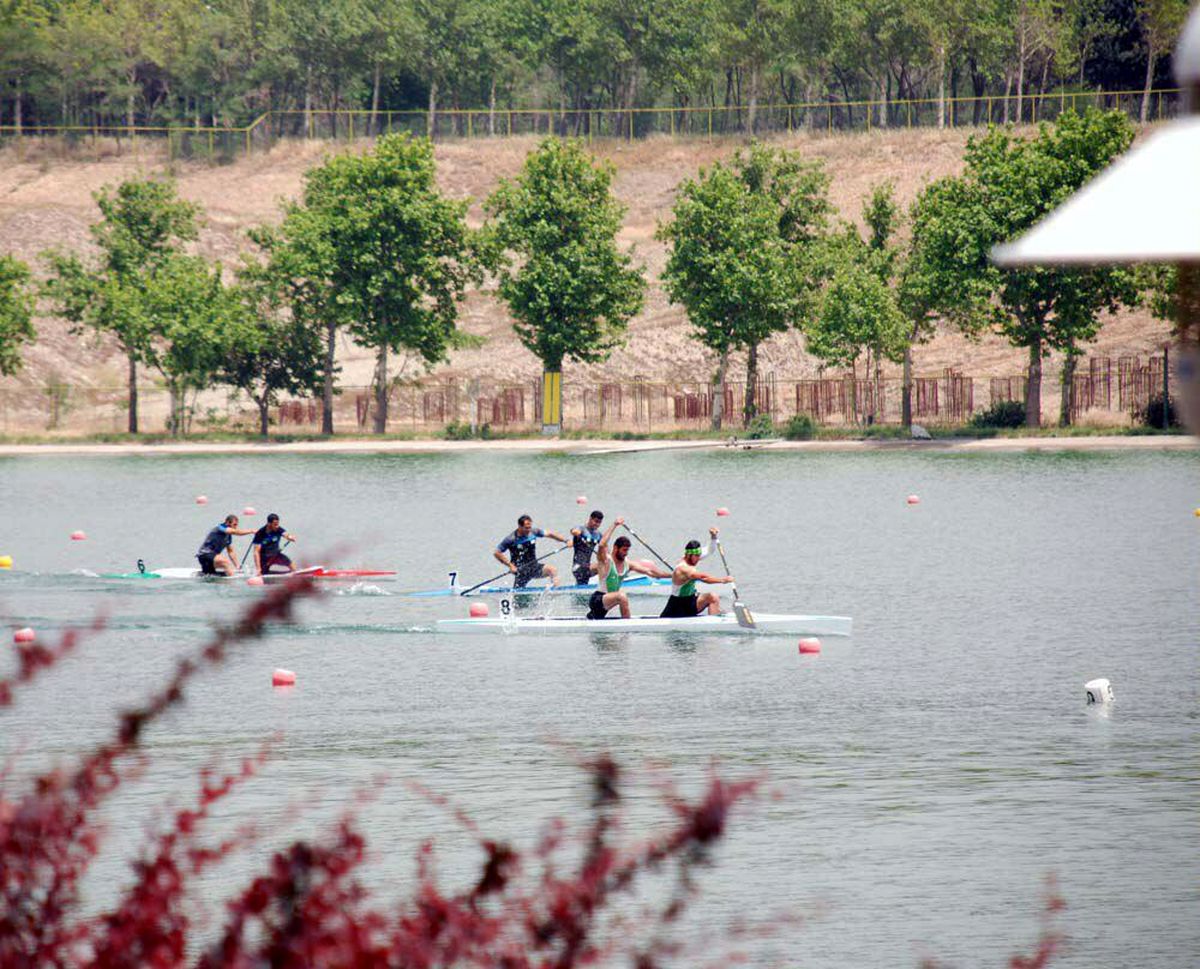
[715,538,756,629]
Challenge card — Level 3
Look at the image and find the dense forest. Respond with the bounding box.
[0,0,1191,136]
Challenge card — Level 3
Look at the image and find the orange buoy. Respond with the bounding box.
[797,637,822,655]
[271,668,296,686]
[469,602,489,617]
[70,530,87,541]
[906,495,920,505]
[716,507,730,517]
[13,627,35,644]
[246,575,265,587]
[195,495,208,505]
[242,506,256,516]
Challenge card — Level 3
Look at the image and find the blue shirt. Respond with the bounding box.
[497,528,544,568]
[197,523,232,557]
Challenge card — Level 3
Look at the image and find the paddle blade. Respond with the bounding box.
[733,600,757,629]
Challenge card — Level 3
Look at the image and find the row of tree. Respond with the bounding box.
[0,0,1191,138]
[0,112,1180,435]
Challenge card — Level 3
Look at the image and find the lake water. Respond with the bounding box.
[1,448,1197,967]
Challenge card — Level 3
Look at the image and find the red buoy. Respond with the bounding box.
[576,495,587,504]
[716,507,730,517]
[798,638,822,655]
[272,668,296,686]
[243,506,256,516]
[195,495,208,505]
[70,530,87,541]
[13,627,35,644]
[246,575,265,587]
[906,495,921,505]
[469,602,489,617]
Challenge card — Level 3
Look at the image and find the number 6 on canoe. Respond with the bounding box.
[715,539,756,629]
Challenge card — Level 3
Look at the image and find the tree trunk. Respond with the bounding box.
[373,344,388,434]
[259,395,270,439]
[322,319,336,435]
[1059,349,1078,427]
[712,349,729,430]
[127,353,139,434]
[427,79,438,138]
[1016,31,1026,123]
[1003,72,1013,124]
[370,61,381,136]
[876,73,888,128]
[1140,42,1155,123]
[937,45,946,129]
[747,62,760,134]
[743,342,759,425]
[901,340,914,428]
[488,78,497,135]
[1025,340,1043,427]
[304,66,313,137]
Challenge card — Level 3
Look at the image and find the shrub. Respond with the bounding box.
[443,420,474,440]
[970,399,1027,429]
[1140,392,1180,429]
[783,413,817,440]
[744,413,775,439]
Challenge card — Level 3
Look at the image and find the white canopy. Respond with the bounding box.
[992,117,1200,266]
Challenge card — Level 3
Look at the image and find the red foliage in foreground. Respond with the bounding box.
[0,579,1064,967]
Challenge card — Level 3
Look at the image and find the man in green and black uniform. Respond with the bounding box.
[494,514,568,588]
[586,517,672,619]
[659,527,733,618]
[570,509,605,586]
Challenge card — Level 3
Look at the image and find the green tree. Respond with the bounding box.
[659,142,831,428]
[1135,0,1189,122]
[486,138,644,431]
[908,109,1141,427]
[221,265,325,438]
[43,178,199,434]
[0,255,36,376]
[286,133,480,434]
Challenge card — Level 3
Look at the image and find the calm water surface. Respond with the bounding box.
[1,449,1197,967]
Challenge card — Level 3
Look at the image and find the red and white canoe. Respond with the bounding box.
[101,565,396,581]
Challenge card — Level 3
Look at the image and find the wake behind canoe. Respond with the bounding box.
[435,613,852,637]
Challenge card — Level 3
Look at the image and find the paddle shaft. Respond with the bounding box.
[714,539,739,601]
[622,524,673,570]
[459,541,567,596]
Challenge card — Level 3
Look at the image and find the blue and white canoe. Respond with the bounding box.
[408,573,673,598]
[436,612,853,637]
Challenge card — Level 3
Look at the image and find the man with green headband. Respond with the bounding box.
[659,526,733,618]
[585,517,672,620]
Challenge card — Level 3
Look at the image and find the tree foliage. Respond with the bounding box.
[0,255,36,376]
[907,108,1142,426]
[486,138,645,373]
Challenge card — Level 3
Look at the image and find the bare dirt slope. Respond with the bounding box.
[0,127,1171,396]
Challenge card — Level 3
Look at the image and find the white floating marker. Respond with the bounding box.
[1084,678,1113,705]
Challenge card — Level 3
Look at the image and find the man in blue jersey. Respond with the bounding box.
[570,509,605,586]
[196,514,256,576]
[252,513,298,575]
[494,514,568,588]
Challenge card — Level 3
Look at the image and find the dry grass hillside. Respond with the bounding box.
[0,127,1172,398]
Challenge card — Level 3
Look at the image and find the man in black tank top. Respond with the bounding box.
[494,514,569,587]
[570,509,605,585]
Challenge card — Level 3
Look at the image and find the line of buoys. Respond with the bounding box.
[797,637,821,655]
[716,507,730,517]
[13,627,35,644]
[195,495,208,505]
[246,575,265,587]
[0,554,12,570]
[469,602,489,617]
[1084,677,1113,704]
[271,668,296,687]
[70,530,87,541]
[906,495,921,505]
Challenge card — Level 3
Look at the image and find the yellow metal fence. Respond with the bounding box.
[0,88,1180,161]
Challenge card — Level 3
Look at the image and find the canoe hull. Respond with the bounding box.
[436,612,852,637]
[101,566,395,582]
[410,576,673,598]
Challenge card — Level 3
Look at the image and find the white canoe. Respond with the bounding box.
[436,612,852,637]
[100,566,395,582]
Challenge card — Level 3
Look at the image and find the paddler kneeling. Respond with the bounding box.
[586,517,671,619]
[196,514,256,577]
[660,527,734,618]
[252,513,297,575]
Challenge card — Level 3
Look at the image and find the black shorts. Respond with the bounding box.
[197,553,218,575]
[587,590,611,620]
[573,565,593,586]
[260,551,292,574]
[514,563,546,588]
[660,594,700,618]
